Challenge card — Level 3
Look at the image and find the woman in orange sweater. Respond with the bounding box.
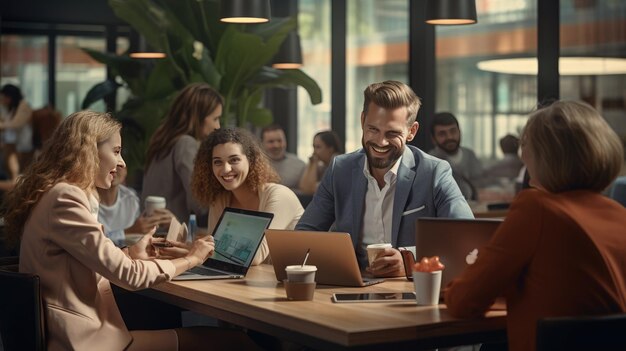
[445,100,626,351]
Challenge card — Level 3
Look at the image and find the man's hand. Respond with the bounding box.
[126,208,175,234]
[366,248,405,277]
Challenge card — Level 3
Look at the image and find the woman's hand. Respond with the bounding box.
[186,235,215,267]
[128,229,158,260]
[152,239,191,259]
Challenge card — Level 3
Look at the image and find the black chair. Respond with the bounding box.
[537,313,626,351]
[0,257,47,351]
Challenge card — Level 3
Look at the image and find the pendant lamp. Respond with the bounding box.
[426,0,477,25]
[272,31,303,69]
[129,36,166,59]
[220,0,271,24]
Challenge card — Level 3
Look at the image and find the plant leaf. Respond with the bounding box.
[251,67,322,105]
[247,106,273,127]
[109,0,167,51]
[81,80,121,109]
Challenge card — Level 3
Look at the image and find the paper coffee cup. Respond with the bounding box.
[283,280,316,301]
[285,265,317,283]
[412,270,442,306]
[144,196,166,216]
[366,243,392,266]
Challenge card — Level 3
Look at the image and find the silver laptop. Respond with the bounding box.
[414,218,503,288]
[265,230,384,287]
[174,207,273,281]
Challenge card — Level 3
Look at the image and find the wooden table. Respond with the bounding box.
[142,265,506,350]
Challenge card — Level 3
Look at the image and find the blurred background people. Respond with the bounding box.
[261,124,305,192]
[445,100,626,351]
[143,83,223,227]
[299,130,344,195]
[98,165,174,247]
[483,134,523,181]
[429,112,482,200]
[0,84,33,180]
[192,128,304,265]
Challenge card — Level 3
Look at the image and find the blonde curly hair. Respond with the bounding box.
[192,128,279,206]
[2,111,121,246]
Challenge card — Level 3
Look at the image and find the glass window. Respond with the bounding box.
[559,0,626,145]
[115,36,132,111]
[56,36,107,116]
[298,0,332,160]
[0,35,49,109]
[436,0,538,161]
[346,0,409,153]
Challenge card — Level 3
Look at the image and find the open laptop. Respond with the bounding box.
[173,207,273,281]
[265,230,384,287]
[414,217,503,288]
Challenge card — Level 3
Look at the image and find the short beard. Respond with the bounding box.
[363,140,403,169]
[438,139,460,154]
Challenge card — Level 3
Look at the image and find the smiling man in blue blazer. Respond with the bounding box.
[296,81,473,277]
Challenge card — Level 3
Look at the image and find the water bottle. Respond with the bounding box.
[188,213,197,243]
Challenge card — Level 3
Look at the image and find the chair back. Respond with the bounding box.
[609,176,626,207]
[0,257,47,351]
[537,313,626,351]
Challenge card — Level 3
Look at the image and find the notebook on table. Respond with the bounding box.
[413,217,503,288]
[265,230,384,287]
[173,207,273,281]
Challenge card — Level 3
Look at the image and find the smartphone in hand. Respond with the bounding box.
[152,241,173,248]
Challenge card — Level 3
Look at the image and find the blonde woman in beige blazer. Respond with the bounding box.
[3,111,260,351]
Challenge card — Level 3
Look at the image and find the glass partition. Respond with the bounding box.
[0,35,49,109]
[298,0,332,160]
[345,0,409,153]
[55,36,106,116]
[436,0,538,161]
[559,0,626,146]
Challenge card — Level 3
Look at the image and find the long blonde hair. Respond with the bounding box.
[2,111,121,245]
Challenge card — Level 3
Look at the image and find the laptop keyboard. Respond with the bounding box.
[188,266,226,276]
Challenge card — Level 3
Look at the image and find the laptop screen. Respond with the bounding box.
[205,207,273,272]
[415,217,502,287]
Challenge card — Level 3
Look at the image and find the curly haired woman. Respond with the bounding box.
[192,128,304,265]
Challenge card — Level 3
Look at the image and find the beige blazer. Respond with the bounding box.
[19,183,176,351]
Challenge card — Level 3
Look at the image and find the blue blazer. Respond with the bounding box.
[296,145,474,267]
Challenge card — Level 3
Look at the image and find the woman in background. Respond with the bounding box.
[299,130,344,195]
[143,83,223,225]
[445,100,626,351]
[3,111,258,350]
[98,165,174,246]
[0,84,33,180]
[192,128,304,265]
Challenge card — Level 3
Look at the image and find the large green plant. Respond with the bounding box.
[82,0,322,175]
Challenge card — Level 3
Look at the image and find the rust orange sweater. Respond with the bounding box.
[445,189,626,351]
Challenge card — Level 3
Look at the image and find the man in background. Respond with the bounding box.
[261,124,306,191]
[429,112,483,200]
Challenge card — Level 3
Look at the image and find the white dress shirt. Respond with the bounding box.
[360,156,402,254]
